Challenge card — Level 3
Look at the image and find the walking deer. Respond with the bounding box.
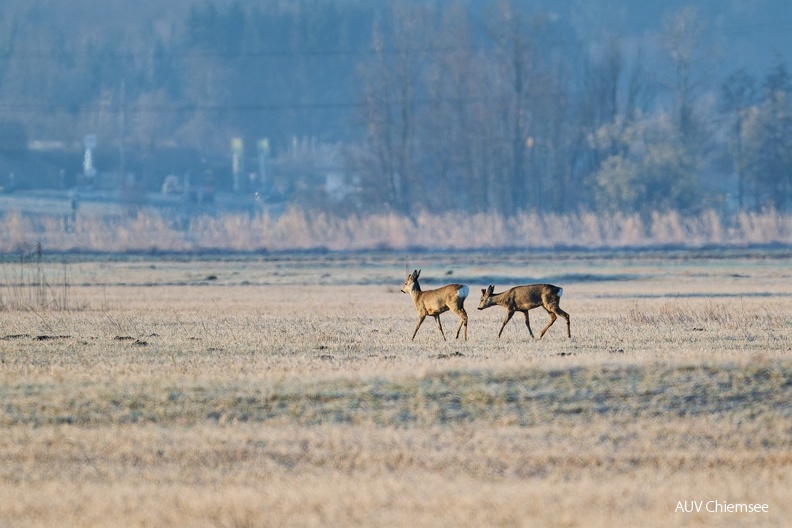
[401,269,469,341]
[478,284,571,339]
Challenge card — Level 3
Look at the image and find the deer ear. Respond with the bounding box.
[487,285,494,294]
[481,289,486,295]
[416,269,421,278]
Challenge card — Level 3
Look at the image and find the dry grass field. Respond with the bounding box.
[0,249,791,527]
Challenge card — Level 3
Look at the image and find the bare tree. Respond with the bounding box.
[422,5,480,211]
[357,6,433,214]
[720,68,757,209]
[661,7,712,143]
[422,5,513,213]
[486,3,547,214]
[741,57,792,211]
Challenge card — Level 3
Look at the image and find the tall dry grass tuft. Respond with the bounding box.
[0,208,790,252]
[0,243,73,311]
[735,209,792,245]
[622,300,787,330]
[650,210,686,244]
[0,211,32,251]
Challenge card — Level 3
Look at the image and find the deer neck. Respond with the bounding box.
[409,283,422,302]
[492,291,508,306]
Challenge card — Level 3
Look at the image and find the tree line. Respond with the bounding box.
[354,4,792,216]
[0,1,790,216]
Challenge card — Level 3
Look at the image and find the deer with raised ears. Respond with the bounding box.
[478,284,571,339]
[401,269,469,341]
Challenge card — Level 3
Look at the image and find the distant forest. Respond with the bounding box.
[0,0,790,216]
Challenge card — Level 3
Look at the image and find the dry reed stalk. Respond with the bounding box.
[1,208,791,252]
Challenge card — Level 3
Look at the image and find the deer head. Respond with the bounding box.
[401,269,421,294]
[478,285,496,310]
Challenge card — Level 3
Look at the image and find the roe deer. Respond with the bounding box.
[401,269,469,341]
[478,284,570,339]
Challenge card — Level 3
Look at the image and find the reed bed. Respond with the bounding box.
[1,208,791,253]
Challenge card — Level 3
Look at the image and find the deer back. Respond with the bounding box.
[511,284,561,310]
[418,283,467,314]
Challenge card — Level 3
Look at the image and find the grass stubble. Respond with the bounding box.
[0,252,790,527]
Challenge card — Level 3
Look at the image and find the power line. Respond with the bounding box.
[0,101,364,113]
[0,19,789,61]
[0,89,578,114]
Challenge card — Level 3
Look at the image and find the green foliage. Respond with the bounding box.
[592,116,699,214]
[740,58,792,210]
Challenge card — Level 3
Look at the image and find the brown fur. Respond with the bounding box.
[401,269,469,341]
[478,284,571,339]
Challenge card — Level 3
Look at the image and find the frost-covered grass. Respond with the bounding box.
[0,251,790,527]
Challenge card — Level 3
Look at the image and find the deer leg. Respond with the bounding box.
[412,315,426,341]
[522,311,534,338]
[498,310,515,338]
[433,315,447,340]
[539,311,557,339]
[453,307,468,340]
[555,307,571,338]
